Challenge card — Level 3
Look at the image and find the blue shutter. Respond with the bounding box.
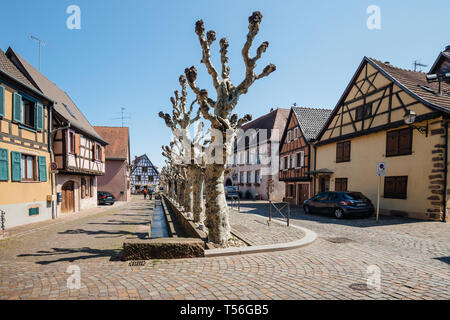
[13,93,22,123]
[11,151,21,182]
[35,103,44,130]
[0,86,5,117]
[38,156,47,182]
[0,148,8,181]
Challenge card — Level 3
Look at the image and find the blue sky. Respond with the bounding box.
[1,0,449,168]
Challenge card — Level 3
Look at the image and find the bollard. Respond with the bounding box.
[269,201,272,221]
[287,203,290,227]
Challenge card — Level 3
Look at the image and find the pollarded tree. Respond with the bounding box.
[159,76,210,224]
[184,11,276,245]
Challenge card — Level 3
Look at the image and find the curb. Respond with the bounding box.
[205,218,317,258]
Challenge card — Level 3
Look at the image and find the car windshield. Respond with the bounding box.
[343,192,366,200]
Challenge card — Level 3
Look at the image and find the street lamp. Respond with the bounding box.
[404,109,428,136]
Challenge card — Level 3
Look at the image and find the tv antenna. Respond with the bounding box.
[29,35,58,71]
[413,60,427,72]
[110,107,131,127]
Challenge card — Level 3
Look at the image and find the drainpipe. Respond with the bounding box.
[48,104,56,220]
[313,145,317,195]
[443,120,448,222]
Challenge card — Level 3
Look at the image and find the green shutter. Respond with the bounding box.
[38,104,44,130]
[11,151,21,182]
[0,86,5,117]
[34,103,44,130]
[28,207,39,216]
[13,93,22,123]
[0,148,8,181]
[38,156,47,182]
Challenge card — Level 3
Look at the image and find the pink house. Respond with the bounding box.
[94,126,131,202]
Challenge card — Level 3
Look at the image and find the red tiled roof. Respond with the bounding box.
[94,126,130,160]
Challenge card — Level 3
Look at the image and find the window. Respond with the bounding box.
[22,98,35,127]
[69,131,75,154]
[81,178,86,199]
[336,141,351,163]
[137,175,141,182]
[247,171,252,184]
[335,178,348,192]
[287,184,295,197]
[296,151,304,168]
[294,128,298,140]
[90,178,94,197]
[355,103,372,121]
[284,156,288,170]
[142,167,148,173]
[239,171,244,184]
[255,170,261,184]
[386,128,412,157]
[287,130,291,142]
[21,154,36,181]
[384,176,408,199]
[149,175,154,182]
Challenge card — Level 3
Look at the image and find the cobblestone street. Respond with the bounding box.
[0,199,449,300]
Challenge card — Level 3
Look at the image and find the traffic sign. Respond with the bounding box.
[50,162,58,171]
[376,162,386,176]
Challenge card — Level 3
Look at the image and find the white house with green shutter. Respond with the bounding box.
[0,48,54,229]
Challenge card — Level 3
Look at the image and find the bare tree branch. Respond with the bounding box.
[195,20,220,90]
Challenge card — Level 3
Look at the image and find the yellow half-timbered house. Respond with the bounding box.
[6,48,108,217]
[0,49,54,228]
[313,48,450,221]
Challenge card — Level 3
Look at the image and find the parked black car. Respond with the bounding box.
[225,186,239,199]
[303,191,374,219]
[98,191,116,205]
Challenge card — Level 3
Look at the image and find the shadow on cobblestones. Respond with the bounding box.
[16,247,122,265]
[57,228,146,239]
[434,256,450,265]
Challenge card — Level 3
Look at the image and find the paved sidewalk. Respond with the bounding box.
[229,209,304,246]
[0,199,449,300]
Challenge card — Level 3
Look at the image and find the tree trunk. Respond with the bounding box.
[204,163,230,246]
[184,170,193,214]
[190,165,205,223]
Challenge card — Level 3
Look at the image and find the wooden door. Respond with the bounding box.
[62,181,75,213]
[298,184,310,205]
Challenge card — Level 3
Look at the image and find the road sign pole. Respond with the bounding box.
[376,176,381,222]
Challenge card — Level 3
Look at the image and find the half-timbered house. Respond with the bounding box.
[6,48,108,216]
[279,107,331,205]
[94,126,131,201]
[313,50,450,221]
[227,108,289,201]
[0,49,54,228]
[130,154,159,193]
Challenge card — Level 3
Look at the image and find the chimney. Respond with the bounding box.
[445,45,450,53]
[270,108,274,112]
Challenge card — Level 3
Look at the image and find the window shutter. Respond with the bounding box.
[398,129,412,155]
[300,151,305,167]
[343,142,351,161]
[0,86,5,117]
[38,156,47,182]
[293,153,297,168]
[35,103,44,131]
[336,143,343,162]
[11,151,21,181]
[75,134,81,154]
[101,146,105,162]
[386,131,399,156]
[13,93,22,123]
[0,148,8,181]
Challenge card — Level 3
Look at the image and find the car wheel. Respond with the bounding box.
[334,208,344,219]
[304,205,310,214]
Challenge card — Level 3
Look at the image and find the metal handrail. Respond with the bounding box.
[268,200,290,226]
[229,195,240,212]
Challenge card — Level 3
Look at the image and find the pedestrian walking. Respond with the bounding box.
[149,188,153,200]
[143,188,147,200]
